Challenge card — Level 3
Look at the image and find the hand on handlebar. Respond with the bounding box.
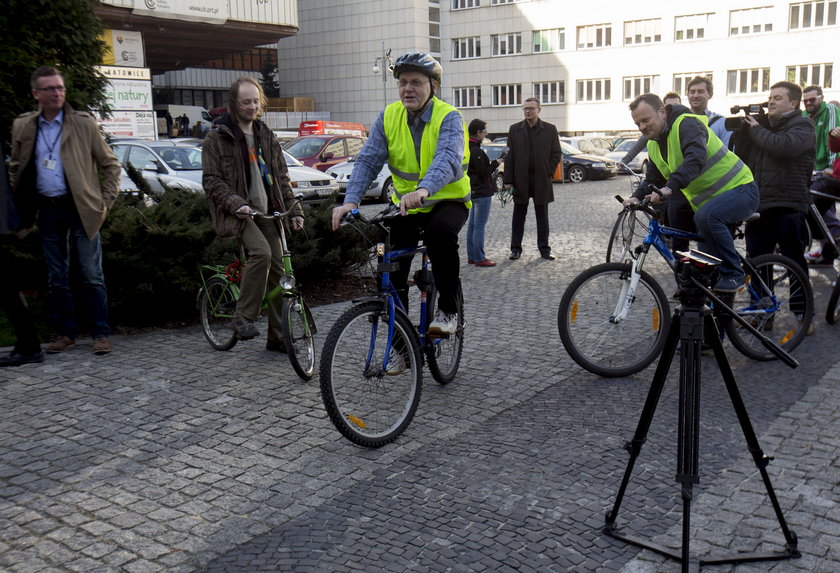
[332,203,358,230]
[290,216,304,231]
[235,205,256,219]
[399,188,429,216]
[645,186,671,205]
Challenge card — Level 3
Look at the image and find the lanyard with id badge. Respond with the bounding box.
[40,123,63,171]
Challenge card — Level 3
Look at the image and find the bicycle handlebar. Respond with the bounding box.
[250,191,318,220]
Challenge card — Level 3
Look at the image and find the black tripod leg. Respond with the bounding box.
[705,319,800,556]
[604,313,682,532]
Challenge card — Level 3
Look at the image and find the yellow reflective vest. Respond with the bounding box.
[647,113,753,211]
[383,97,471,214]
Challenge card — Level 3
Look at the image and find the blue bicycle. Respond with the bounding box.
[558,196,814,377]
[319,204,464,447]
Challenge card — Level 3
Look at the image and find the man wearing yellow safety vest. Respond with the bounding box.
[332,52,471,334]
[624,93,759,292]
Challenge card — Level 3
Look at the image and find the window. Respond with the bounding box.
[623,75,659,100]
[533,28,565,52]
[729,6,774,35]
[346,138,365,156]
[789,1,837,28]
[576,78,611,102]
[673,71,713,95]
[533,81,565,104]
[490,0,524,4]
[429,3,441,54]
[454,86,482,108]
[452,0,479,8]
[492,33,522,56]
[727,67,771,94]
[675,13,712,40]
[577,23,612,49]
[492,84,522,106]
[787,63,833,88]
[453,37,481,59]
[624,19,662,45]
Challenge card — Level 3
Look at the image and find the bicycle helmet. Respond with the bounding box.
[392,51,442,84]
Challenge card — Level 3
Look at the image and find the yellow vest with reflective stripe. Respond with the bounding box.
[647,113,753,211]
[383,97,471,214]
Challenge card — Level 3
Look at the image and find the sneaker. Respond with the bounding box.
[713,277,744,293]
[266,339,287,353]
[804,248,823,263]
[0,350,45,367]
[227,314,259,340]
[509,251,521,260]
[46,336,75,354]
[93,337,112,355]
[385,347,407,376]
[429,310,458,334]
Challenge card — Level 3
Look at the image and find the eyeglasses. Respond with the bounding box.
[522,106,538,112]
[35,86,65,93]
[398,79,429,89]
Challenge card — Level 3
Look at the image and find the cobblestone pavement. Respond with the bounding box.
[2,178,838,572]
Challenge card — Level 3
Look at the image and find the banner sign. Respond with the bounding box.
[132,0,228,24]
[101,29,145,68]
[98,111,157,139]
[104,79,153,111]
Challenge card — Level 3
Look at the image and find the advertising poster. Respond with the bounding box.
[98,111,157,140]
[101,29,145,68]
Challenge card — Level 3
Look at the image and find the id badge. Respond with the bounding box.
[41,158,57,171]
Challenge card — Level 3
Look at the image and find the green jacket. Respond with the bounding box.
[804,101,839,170]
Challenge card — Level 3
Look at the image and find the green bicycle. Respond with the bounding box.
[198,196,316,380]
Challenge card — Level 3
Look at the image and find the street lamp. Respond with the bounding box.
[372,43,394,108]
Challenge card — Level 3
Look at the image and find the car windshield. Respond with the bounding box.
[560,141,583,155]
[481,146,507,161]
[614,139,639,152]
[157,146,202,170]
[285,138,326,158]
[283,151,303,167]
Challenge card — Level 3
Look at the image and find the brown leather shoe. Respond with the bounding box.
[46,336,75,354]
[474,259,497,267]
[93,337,112,355]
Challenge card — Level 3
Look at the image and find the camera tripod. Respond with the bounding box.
[603,255,800,572]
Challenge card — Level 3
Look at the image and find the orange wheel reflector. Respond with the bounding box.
[570,300,579,323]
[347,414,366,429]
[781,329,794,344]
[653,307,660,331]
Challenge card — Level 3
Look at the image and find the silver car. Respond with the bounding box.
[604,138,649,175]
[284,151,340,205]
[111,140,203,195]
[329,157,394,203]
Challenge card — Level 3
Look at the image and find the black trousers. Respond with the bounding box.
[0,246,40,354]
[510,200,550,255]
[745,208,809,275]
[667,191,696,254]
[386,202,468,315]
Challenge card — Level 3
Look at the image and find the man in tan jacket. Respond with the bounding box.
[9,66,121,355]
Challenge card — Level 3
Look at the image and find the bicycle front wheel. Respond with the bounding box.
[319,302,422,448]
[726,254,813,360]
[606,209,649,263]
[281,295,316,380]
[826,276,840,324]
[425,280,464,385]
[199,278,238,351]
[558,262,671,377]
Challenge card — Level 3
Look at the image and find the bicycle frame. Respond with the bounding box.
[616,205,784,325]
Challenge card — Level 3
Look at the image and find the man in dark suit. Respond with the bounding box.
[503,97,562,260]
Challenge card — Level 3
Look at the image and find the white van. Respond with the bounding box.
[154,105,212,136]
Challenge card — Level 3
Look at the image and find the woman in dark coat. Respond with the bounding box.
[466,119,500,267]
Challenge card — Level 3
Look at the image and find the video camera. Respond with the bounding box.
[724,102,769,131]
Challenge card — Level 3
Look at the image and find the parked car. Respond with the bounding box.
[558,136,614,156]
[111,140,203,195]
[328,157,394,203]
[604,138,649,175]
[284,151,340,205]
[283,135,366,172]
[481,143,509,192]
[561,141,617,182]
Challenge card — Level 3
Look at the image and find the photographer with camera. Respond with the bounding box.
[731,81,815,278]
[624,93,758,293]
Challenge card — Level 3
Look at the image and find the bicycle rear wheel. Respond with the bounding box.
[199,278,238,351]
[826,276,840,324]
[558,262,671,377]
[425,280,464,385]
[726,254,813,361]
[319,301,422,447]
[281,295,316,380]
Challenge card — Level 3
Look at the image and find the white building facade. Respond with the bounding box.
[277,0,837,136]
